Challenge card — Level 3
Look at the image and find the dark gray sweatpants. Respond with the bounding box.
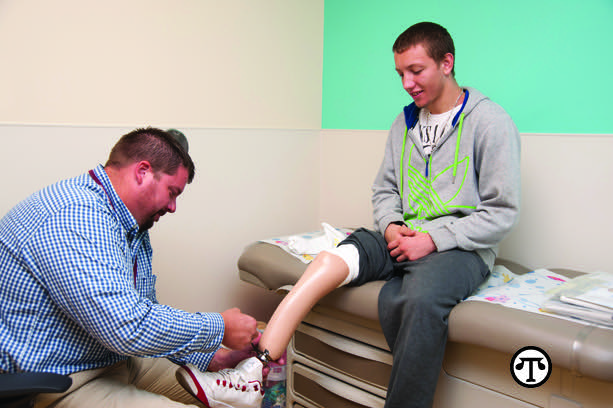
[340,228,489,408]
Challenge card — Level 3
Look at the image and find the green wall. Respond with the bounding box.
[322,0,613,134]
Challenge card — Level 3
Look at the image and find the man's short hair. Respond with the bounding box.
[393,22,456,76]
[106,127,195,183]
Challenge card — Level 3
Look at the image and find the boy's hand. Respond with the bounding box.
[387,231,436,262]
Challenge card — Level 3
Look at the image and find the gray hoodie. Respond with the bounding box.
[372,87,521,270]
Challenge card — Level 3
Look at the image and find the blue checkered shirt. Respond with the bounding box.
[0,165,224,374]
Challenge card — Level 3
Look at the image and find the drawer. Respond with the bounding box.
[289,363,386,408]
[291,323,392,393]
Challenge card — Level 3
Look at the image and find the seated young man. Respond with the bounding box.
[178,21,520,408]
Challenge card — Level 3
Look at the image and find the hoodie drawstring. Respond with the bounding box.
[452,112,465,184]
[400,110,465,204]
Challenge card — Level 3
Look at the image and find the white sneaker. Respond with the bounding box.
[176,357,265,408]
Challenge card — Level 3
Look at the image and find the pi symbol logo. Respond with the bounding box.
[510,346,552,388]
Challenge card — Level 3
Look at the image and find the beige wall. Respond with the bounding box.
[0,0,324,321]
[318,129,387,229]
[0,0,323,129]
[2,0,612,325]
[499,134,613,273]
[0,125,321,321]
[318,130,613,274]
[3,125,612,321]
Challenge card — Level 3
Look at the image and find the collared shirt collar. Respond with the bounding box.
[90,164,140,237]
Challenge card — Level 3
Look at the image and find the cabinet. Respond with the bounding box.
[238,242,613,408]
[286,318,390,407]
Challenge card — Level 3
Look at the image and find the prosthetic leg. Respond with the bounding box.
[254,250,352,363]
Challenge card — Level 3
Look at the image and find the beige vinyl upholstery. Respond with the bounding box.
[239,241,613,407]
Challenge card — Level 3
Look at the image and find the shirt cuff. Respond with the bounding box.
[203,312,225,352]
[377,215,405,234]
[428,226,458,252]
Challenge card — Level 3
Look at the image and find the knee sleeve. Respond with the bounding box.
[322,244,360,287]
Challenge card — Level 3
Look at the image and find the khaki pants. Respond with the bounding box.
[35,358,204,408]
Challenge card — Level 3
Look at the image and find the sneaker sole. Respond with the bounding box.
[176,361,264,408]
[176,365,213,407]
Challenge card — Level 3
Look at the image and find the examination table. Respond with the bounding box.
[238,241,613,408]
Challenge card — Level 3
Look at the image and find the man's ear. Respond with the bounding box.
[441,53,454,76]
[134,161,152,185]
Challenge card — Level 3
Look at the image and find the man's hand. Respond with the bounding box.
[385,224,436,262]
[384,223,415,244]
[220,308,258,350]
[208,332,261,372]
